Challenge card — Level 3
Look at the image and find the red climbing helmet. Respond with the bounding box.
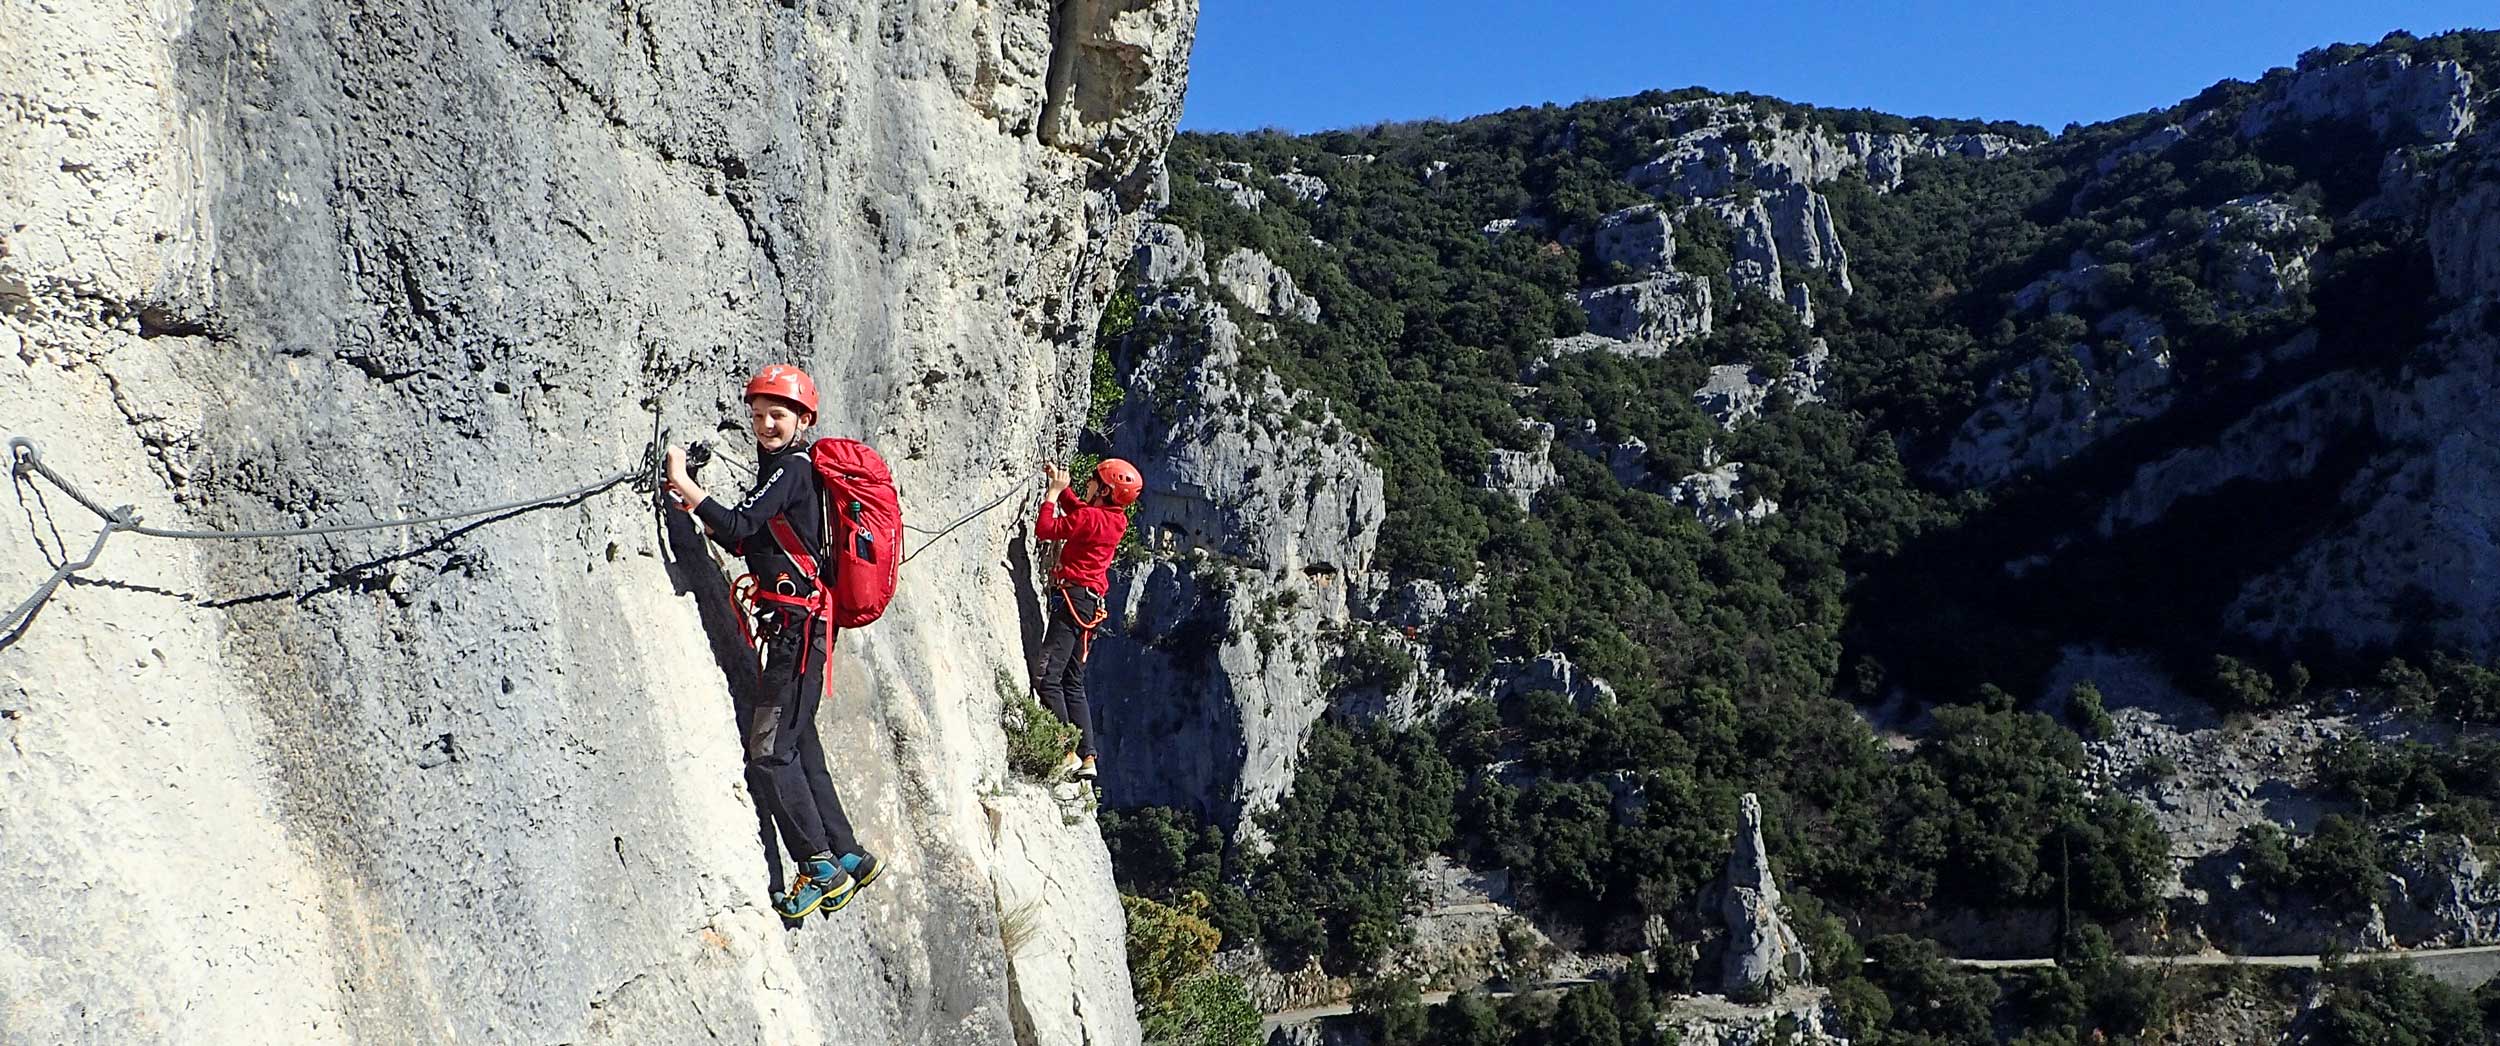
[1093,457,1143,506]
[744,364,819,416]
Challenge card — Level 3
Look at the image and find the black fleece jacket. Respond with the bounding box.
[696,443,826,600]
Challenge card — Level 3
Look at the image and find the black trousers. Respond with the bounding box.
[745,623,860,862]
[1035,586,1103,759]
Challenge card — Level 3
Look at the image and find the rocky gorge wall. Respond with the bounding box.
[0,0,1194,1041]
[1097,48,2500,1032]
[1083,102,2021,840]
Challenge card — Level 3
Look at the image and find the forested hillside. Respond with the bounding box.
[1091,29,2500,1045]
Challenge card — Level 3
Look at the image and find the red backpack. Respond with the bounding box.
[762,437,903,629]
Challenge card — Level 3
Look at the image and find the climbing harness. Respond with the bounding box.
[716,437,903,698]
[3,435,644,640]
[731,515,841,699]
[1054,582,1110,663]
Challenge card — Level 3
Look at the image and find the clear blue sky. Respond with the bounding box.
[1180,2,2494,134]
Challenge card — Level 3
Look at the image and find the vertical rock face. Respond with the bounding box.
[2431,149,2500,294]
[1480,421,1560,512]
[1275,171,1331,204]
[1213,246,1322,324]
[1718,794,1810,995]
[1937,60,2481,494]
[1112,287,1382,583]
[2387,835,2500,945]
[1136,221,1211,285]
[2238,53,2477,143]
[1669,460,1779,530]
[1693,342,1829,430]
[1702,196,1785,299]
[1935,326,2181,489]
[1594,204,1677,275]
[2229,128,2500,652]
[1576,274,1714,344]
[1620,99,2023,303]
[0,0,1195,1041]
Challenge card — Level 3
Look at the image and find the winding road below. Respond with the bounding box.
[1260,944,2500,1030]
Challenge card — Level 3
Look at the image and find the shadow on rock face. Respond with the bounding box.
[1008,530,1045,668]
[660,488,785,898]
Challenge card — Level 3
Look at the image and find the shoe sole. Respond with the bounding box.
[816,879,861,916]
[816,862,878,919]
[779,876,857,921]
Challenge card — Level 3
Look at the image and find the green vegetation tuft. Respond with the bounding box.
[1089,288,1139,435]
[1000,670,1079,781]
[2309,960,2491,1046]
[1123,893,1261,1046]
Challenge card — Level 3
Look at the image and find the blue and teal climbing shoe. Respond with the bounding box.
[777,856,858,920]
[840,852,882,891]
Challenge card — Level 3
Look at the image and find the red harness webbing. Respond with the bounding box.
[726,511,837,699]
[1058,584,1109,662]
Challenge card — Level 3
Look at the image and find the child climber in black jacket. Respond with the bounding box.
[665,363,881,920]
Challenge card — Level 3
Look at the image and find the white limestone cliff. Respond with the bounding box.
[0,0,1197,1040]
[1089,282,1384,833]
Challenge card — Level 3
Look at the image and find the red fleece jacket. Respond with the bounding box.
[1036,488,1127,595]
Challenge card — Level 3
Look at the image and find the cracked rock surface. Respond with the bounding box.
[0,0,1195,1041]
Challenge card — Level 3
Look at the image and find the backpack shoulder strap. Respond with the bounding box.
[765,515,819,584]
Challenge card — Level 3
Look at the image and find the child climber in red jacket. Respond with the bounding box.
[1033,457,1141,780]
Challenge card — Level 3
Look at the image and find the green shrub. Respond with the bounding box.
[2380,657,2438,715]
[1248,721,1458,973]
[1001,670,1079,780]
[1828,975,1894,1041]
[2238,823,2295,889]
[2067,681,2116,741]
[1143,974,1260,1046]
[1123,893,1261,1046]
[2087,965,2169,1038]
[1330,626,1419,696]
[1436,699,1502,768]
[2308,961,2488,1046]
[1551,983,1626,1046]
[1863,934,2000,1044]
[1088,288,1138,434]
[2296,815,2388,912]
[1785,891,1862,973]
[2238,816,2388,915]
[2211,654,2280,711]
[2378,652,2500,725]
[1423,992,1506,1046]
[1353,976,1428,1045]
[1893,704,2170,916]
